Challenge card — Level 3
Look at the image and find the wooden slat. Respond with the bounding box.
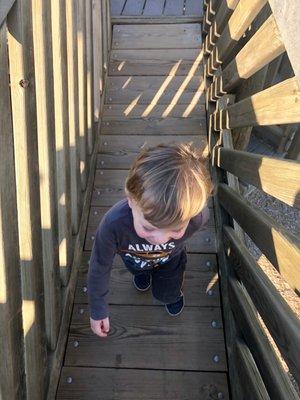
[32,0,62,349]
[206,0,268,75]
[86,0,94,155]
[214,78,300,130]
[75,253,220,306]
[111,15,204,24]
[214,148,300,208]
[0,21,25,399]
[101,117,206,135]
[122,0,145,15]
[110,0,126,15]
[229,277,299,399]
[109,48,203,76]
[143,0,165,16]
[92,0,103,119]
[51,0,73,285]
[234,339,270,400]
[106,75,205,104]
[7,2,47,398]
[57,367,229,400]
[77,0,88,190]
[210,15,285,98]
[218,184,300,292]
[66,0,81,235]
[65,305,226,370]
[102,103,205,118]
[204,0,239,53]
[185,0,204,16]
[202,0,222,36]
[112,24,202,49]
[96,134,208,169]
[225,226,300,390]
[164,0,184,16]
[0,0,15,27]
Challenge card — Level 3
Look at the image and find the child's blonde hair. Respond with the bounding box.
[125,142,213,228]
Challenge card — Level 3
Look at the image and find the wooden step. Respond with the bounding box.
[109,48,203,76]
[102,104,205,118]
[112,24,202,49]
[56,367,229,400]
[106,75,205,104]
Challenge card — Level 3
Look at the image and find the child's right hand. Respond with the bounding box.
[90,317,110,338]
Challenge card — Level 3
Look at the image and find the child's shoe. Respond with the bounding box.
[165,291,184,316]
[133,273,152,291]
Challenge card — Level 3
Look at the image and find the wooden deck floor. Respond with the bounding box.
[56,22,229,399]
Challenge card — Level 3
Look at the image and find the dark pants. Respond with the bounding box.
[123,248,187,304]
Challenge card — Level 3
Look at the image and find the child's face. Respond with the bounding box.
[128,197,189,245]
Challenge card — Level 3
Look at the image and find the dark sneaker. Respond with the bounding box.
[133,273,152,291]
[165,291,184,316]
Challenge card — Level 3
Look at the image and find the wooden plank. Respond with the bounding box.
[0,0,15,27]
[143,0,165,16]
[164,0,184,16]
[110,0,126,15]
[86,0,94,155]
[185,0,204,16]
[206,0,268,75]
[122,0,145,16]
[111,15,204,24]
[215,78,300,130]
[106,75,205,104]
[268,0,300,83]
[202,0,221,36]
[109,48,203,76]
[101,117,206,135]
[102,104,205,118]
[77,0,88,190]
[51,0,73,285]
[234,339,270,400]
[32,0,62,349]
[214,148,300,208]
[228,276,299,399]
[225,226,300,392]
[0,21,25,399]
[7,2,47,398]
[112,24,202,49]
[93,0,103,119]
[66,0,81,235]
[65,305,227,371]
[57,367,229,399]
[218,184,300,292]
[96,134,208,169]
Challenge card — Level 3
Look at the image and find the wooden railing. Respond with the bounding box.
[0,1,111,399]
[203,1,300,399]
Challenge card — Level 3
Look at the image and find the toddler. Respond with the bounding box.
[88,142,212,337]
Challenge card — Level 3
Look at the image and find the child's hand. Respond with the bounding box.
[90,317,110,338]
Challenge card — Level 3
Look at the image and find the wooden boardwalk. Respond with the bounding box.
[56,22,229,399]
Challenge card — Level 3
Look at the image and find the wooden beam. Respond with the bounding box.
[228,276,299,399]
[7,2,47,397]
[214,78,300,129]
[32,0,62,350]
[206,0,268,75]
[225,226,300,390]
[218,184,300,292]
[86,0,94,155]
[202,0,221,35]
[268,0,300,83]
[0,21,25,399]
[214,147,300,208]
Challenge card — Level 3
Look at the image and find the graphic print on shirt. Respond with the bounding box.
[119,242,176,269]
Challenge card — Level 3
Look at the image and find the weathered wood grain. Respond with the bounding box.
[185,0,204,16]
[56,367,229,399]
[109,48,203,76]
[143,0,165,16]
[106,75,205,104]
[112,24,202,49]
[164,0,185,16]
[110,0,126,16]
[65,305,226,371]
[122,0,145,16]
[86,0,94,155]
[101,117,206,135]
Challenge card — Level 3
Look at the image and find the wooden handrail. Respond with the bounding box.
[225,226,300,387]
[217,183,300,292]
[214,147,300,208]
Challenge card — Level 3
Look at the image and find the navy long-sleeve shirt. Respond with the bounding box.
[87,198,210,320]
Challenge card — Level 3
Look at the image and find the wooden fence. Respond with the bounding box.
[203,0,300,399]
[0,0,111,399]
